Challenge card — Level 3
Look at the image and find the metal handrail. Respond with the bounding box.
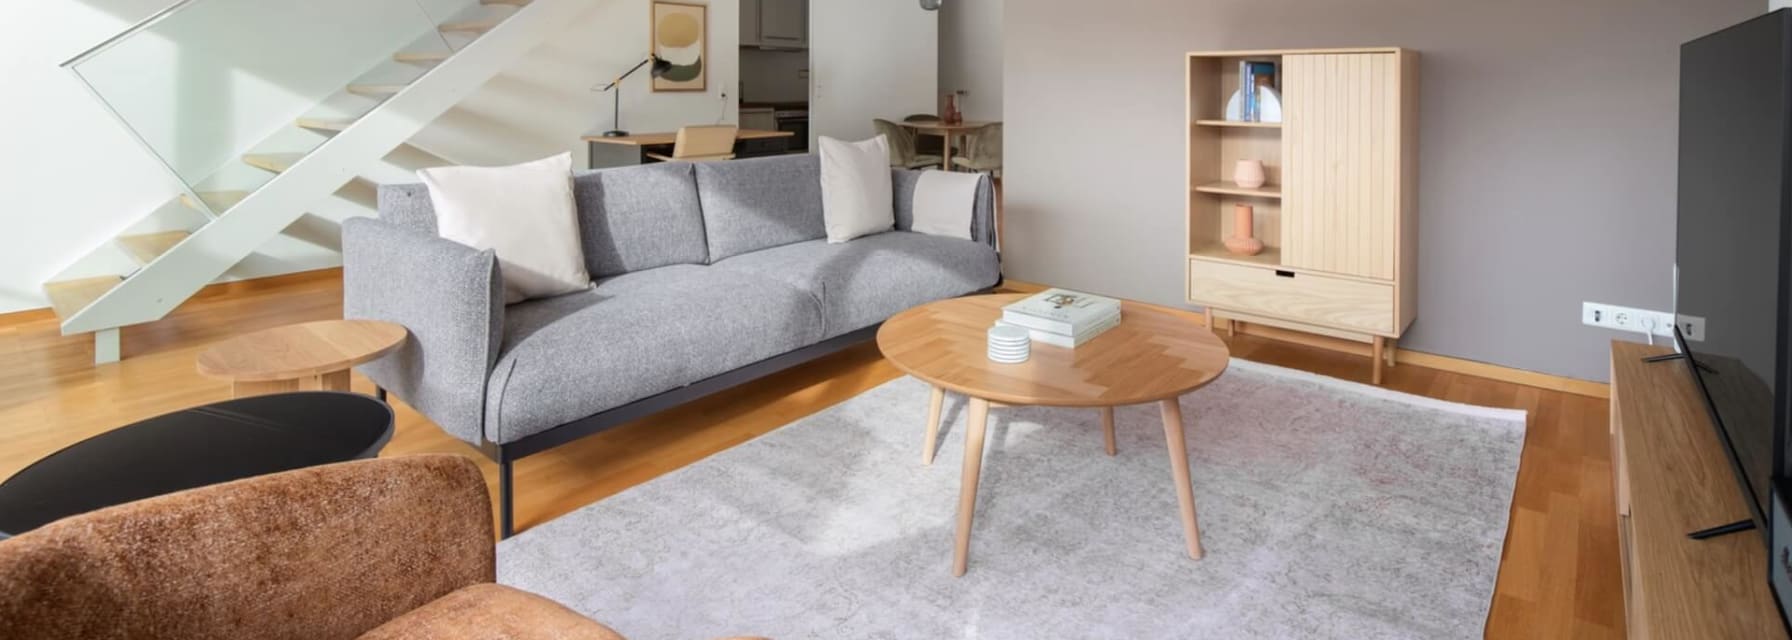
[60,0,206,68]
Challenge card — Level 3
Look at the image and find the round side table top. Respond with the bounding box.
[0,392,393,536]
[877,294,1230,407]
[197,319,408,382]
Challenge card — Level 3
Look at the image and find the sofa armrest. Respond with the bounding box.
[892,170,999,249]
[343,217,503,445]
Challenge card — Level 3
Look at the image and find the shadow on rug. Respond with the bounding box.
[498,359,1526,639]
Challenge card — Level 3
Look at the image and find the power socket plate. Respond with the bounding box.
[1582,301,1704,341]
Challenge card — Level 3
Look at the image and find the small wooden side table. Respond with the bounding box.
[197,319,408,398]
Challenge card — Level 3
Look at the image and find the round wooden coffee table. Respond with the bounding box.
[877,294,1230,576]
[197,319,407,398]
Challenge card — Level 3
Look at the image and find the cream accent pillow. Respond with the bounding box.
[911,170,979,240]
[419,152,590,304]
[819,135,895,243]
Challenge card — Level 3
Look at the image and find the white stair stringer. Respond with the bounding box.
[60,0,590,336]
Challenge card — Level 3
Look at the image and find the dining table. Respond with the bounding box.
[897,119,998,171]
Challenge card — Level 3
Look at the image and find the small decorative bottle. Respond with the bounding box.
[1224,203,1265,256]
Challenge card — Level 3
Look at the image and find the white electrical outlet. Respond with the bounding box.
[1582,301,1680,338]
[1675,315,1707,342]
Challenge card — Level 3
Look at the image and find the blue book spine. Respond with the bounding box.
[1241,62,1257,121]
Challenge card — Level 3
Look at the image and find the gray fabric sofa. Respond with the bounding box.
[342,154,1000,534]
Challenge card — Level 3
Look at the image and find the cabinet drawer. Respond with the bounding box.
[1189,259,1394,334]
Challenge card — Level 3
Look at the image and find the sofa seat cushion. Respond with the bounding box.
[709,231,1000,338]
[357,584,623,640]
[484,265,823,444]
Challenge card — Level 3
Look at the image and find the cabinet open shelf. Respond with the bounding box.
[1190,244,1282,268]
[1193,181,1281,199]
[1193,119,1282,129]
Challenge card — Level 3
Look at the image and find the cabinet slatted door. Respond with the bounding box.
[1281,53,1400,280]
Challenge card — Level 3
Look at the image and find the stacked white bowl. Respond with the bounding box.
[987,324,1030,364]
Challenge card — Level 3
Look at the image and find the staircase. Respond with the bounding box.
[43,0,590,363]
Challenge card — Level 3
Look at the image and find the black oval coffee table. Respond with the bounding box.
[0,392,393,537]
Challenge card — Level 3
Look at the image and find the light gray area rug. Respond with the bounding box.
[498,359,1527,639]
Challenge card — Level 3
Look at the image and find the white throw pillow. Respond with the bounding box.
[819,135,895,243]
[419,152,590,304]
[910,170,979,240]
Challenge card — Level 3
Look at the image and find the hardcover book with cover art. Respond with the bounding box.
[1002,288,1122,335]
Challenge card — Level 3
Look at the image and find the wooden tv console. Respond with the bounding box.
[1610,341,1786,638]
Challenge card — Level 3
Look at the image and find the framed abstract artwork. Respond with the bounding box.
[651,1,707,92]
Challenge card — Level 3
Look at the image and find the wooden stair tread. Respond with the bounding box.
[394,50,452,63]
[44,276,123,322]
[347,83,407,97]
[439,18,503,34]
[117,231,191,265]
[179,190,249,213]
[242,152,303,173]
[296,117,355,132]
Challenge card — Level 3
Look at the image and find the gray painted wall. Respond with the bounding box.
[939,0,1004,121]
[1003,0,1763,381]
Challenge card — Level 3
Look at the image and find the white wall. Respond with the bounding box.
[809,0,937,145]
[413,0,739,170]
[938,0,1002,121]
[1,0,738,314]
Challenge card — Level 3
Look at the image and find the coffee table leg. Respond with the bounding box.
[1159,397,1204,560]
[317,369,352,392]
[954,397,991,576]
[233,379,298,398]
[923,385,945,465]
[1101,407,1117,456]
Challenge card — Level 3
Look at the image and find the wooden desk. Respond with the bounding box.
[899,120,996,171]
[582,129,795,169]
[1610,341,1789,639]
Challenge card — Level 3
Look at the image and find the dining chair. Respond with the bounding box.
[873,119,942,170]
[951,122,1003,176]
[903,113,947,157]
[646,125,738,162]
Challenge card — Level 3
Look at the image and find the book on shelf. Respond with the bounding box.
[1001,288,1122,336]
[996,312,1121,349]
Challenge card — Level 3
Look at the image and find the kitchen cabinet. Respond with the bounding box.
[740,0,761,46]
[758,0,806,48]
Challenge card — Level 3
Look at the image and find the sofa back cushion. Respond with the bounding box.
[693,154,826,261]
[378,162,709,278]
[571,162,709,277]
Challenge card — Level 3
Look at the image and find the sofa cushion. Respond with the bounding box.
[484,265,824,444]
[357,584,624,640]
[572,162,709,277]
[693,155,826,262]
[709,231,1000,337]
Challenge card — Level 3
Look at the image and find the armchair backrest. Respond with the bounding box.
[0,455,494,640]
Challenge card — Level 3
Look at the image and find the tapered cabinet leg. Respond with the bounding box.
[1385,338,1398,368]
[954,397,991,576]
[1101,407,1117,456]
[1159,397,1204,560]
[923,385,945,465]
[1371,336,1386,385]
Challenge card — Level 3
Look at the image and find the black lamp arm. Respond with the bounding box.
[596,54,661,92]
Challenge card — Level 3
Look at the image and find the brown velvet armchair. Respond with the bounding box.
[0,455,763,640]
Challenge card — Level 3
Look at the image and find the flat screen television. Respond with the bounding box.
[1675,11,1792,545]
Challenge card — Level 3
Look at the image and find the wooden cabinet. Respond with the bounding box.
[1610,341,1788,639]
[758,0,806,48]
[1184,47,1417,383]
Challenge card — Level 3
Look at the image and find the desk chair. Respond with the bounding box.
[646,125,738,162]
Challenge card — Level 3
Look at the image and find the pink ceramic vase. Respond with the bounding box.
[1233,160,1266,188]
[1224,203,1265,256]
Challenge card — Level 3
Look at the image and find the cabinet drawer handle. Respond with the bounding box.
[1274,270,1295,278]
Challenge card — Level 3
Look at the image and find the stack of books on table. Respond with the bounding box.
[996,288,1123,348]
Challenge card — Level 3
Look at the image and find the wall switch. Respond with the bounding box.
[1582,301,1682,339]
